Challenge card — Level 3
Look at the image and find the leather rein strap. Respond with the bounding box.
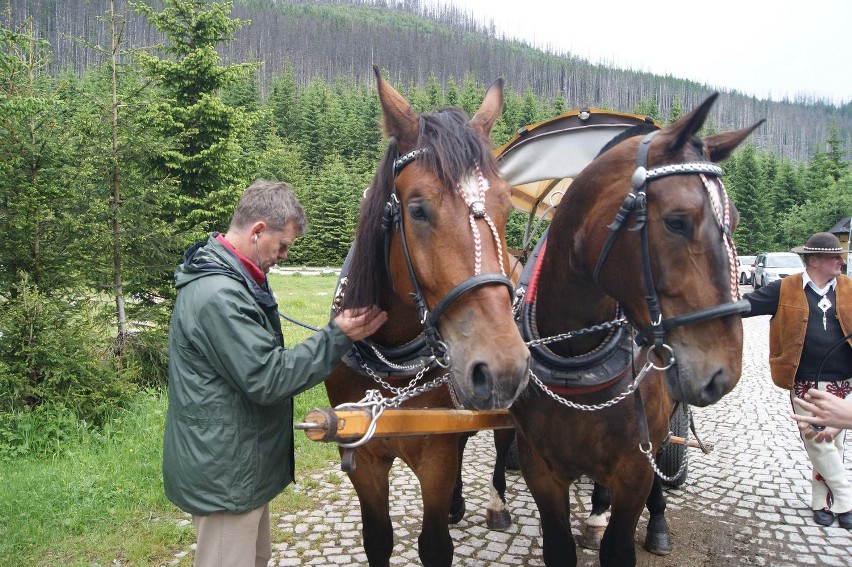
[383,148,513,359]
[592,131,749,354]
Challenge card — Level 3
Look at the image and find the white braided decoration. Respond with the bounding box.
[701,173,740,301]
[460,163,506,276]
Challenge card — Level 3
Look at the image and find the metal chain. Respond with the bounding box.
[337,357,455,448]
[447,380,465,409]
[365,343,425,373]
[645,441,689,484]
[641,406,691,483]
[525,317,629,349]
[528,361,654,411]
[512,287,526,316]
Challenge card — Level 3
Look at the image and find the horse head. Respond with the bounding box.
[573,94,764,406]
[342,66,530,410]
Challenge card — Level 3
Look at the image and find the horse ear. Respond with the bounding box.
[373,65,419,148]
[470,77,504,137]
[666,92,719,153]
[704,120,766,162]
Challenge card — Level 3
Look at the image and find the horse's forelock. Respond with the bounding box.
[418,108,498,190]
[341,143,398,310]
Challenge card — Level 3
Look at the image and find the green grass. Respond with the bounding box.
[0,274,344,566]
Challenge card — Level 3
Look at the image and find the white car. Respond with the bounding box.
[752,252,805,289]
[736,255,756,285]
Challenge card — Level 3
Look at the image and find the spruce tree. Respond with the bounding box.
[268,61,300,142]
[728,145,771,254]
[133,0,258,236]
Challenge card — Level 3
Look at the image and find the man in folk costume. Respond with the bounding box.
[744,232,852,528]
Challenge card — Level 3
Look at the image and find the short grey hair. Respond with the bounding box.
[229,180,307,234]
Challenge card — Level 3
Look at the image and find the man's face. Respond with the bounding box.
[810,253,844,280]
[253,222,300,273]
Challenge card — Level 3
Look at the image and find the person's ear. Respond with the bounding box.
[249,221,266,243]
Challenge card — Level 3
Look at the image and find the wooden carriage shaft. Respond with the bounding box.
[295,408,516,442]
[295,408,708,449]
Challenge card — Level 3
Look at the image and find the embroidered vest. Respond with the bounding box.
[768,273,852,390]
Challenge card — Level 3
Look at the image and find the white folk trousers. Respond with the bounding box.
[792,380,852,513]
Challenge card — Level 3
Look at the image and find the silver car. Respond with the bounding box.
[752,252,805,289]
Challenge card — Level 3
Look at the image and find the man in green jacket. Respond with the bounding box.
[163,180,386,567]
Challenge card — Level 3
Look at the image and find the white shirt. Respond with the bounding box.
[802,270,837,295]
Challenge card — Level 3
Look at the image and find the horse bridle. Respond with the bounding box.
[382,147,514,361]
[592,131,750,360]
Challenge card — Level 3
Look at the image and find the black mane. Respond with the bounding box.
[596,122,660,157]
[342,107,498,309]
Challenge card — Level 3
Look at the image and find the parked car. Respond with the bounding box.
[751,252,805,289]
[737,255,756,285]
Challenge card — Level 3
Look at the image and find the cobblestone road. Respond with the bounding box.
[261,300,852,566]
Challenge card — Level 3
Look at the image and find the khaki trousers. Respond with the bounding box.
[792,380,852,513]
[192,504,271,567]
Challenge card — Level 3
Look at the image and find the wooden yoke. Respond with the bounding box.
[295,408,515,443]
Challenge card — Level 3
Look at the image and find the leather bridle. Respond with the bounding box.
[592,131,750,361]
[382,148,514,362]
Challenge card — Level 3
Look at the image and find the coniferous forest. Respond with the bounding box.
[1,0,850,453]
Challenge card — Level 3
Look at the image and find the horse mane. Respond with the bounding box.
[596,122,660,157]
[342,107,499,309]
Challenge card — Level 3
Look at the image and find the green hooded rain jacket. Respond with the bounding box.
[163,234,351,515]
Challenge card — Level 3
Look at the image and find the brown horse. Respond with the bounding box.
[502,94,763,566]
[323,67,530,567]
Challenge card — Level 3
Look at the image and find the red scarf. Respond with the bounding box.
[216,234,266,286]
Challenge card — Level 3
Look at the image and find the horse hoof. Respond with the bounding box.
[486,509,512,531]
[578,525,604,550]
[643,531,672,556]
[449,500,466,524]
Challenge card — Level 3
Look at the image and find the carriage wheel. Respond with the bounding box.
[505,435,522,471]
[659,403,689,488]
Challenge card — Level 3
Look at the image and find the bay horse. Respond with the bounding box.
[322,66,530,567]
[500,94,763,566]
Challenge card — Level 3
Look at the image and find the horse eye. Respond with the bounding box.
[664,217,688,234]
[408,202,428,222]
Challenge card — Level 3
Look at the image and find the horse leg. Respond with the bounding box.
[410,438,460,567]
[517,436,577,566]
[599,467,653,567]
[579,481,611,550]
[449,434,469,524]
[347,450,396,567]
[642,473,672,555]
[486,428,515,530]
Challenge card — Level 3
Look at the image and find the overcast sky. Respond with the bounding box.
[434,0,850,106]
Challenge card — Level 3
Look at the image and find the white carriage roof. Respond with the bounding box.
[495,108,660,219]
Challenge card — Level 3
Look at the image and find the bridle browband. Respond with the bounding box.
[382,148,514,360]
[592,130,750,357]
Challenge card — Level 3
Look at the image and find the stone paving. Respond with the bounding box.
[257,299,852,565]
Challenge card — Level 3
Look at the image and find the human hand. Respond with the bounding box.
[334,306,388,341]
[792,389,852,431]
[798,422,840,442]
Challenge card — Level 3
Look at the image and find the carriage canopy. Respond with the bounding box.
[495,108,661,220]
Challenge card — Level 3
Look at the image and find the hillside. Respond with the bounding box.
[8,0,851,162]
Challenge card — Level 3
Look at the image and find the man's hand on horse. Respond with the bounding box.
[335,307,388,341]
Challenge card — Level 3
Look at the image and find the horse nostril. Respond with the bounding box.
[472,363,493,401]
[699,368,728,407]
